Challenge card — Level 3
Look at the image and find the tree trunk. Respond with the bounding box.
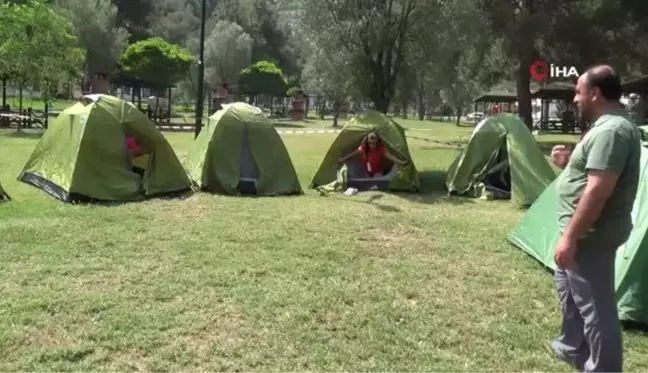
[402,100,408,119]
[415,78,425,120]
[517,56,533,130]
[370,73,390,113]
[318,96,325,119]
[373,94,390,113]
[155,95,160,121]
[1,77,6,108]
[455,105,462,126]
[305,96,310,118]
[333,100,339,127]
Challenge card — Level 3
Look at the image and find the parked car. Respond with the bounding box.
[466,112,485,121]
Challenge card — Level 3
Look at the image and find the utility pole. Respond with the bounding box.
[194,0,207,138]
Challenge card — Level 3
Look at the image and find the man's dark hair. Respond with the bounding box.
[584,65,623,101]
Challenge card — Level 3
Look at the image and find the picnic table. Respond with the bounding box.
[0,108,45,129]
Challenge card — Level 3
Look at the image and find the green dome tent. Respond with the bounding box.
[184,102,302,196]
[0,182,9,202]
[508,146,648,326]
[18,94,192,203]
[638,125,648,147]
[445,113,556,206]
[310,110,420,193]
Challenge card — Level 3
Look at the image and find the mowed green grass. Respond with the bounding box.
[1,121,648,372]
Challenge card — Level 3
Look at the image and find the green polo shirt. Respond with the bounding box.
[556,108,642,248]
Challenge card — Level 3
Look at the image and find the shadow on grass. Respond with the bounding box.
[623,321,648,334]
[47,189,195,207]
[316,170,478,207]
[418,169,448,192]
[329,192,401,212]
[394,170,477,206]
[0,129,45,139]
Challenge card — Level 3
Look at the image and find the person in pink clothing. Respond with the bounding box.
[125,136,141,155]
[125,135,146,177]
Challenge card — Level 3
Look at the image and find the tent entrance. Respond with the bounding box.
[237,125,259,194]
[482,142,511,198]
[124,126,153,185]
[342,142,401,191]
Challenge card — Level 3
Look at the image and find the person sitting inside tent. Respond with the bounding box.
[125,135,150,178]
[483,158,511,196]
[337,131,408,177]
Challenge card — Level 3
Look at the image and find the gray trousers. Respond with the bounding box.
[552,247,623,372]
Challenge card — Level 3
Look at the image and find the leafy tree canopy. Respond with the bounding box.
[238,60,288,96]
[0,0,85,97]
[120,36,194,90]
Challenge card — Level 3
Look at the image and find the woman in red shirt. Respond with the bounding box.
[338,131,408,177]
[125,135,147,177]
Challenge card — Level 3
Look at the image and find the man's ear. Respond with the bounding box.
[592,86,603,102]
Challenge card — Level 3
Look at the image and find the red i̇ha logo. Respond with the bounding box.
[530,58,579,81]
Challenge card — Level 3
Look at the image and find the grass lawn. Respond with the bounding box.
[1,120,647,371]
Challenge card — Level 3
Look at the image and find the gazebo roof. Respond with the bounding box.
[622,74,648,94]
[473,90,517,103]
[531,82,575,100]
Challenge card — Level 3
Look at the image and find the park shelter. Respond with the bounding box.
[472,90,517,119]
[623,74,648,125]
[310,110,420,193]
[18,94,192,203]
[0,182,9,201]
[445,114,556,206]
[531,82,581,133]
[184,102,302,196]
[508,146,648,325]
[639,126,648,147]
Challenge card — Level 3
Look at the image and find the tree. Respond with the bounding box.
[301,47,354,127]
[214,0,302,76]
[432,0,505,126]
[119,37,194,94]
[53,0,129,93]
[205,21,253,92]
[297,0,436,113]
[113,0,153,41]
[439,53,483,126]
[474,0,645,129]
[0,0,85,102]
[393,63,416,118]
[404,25,438,120]
[238,60,288,98]
[147,0,199,45]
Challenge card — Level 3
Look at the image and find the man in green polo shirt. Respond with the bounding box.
[549,65,641,372]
